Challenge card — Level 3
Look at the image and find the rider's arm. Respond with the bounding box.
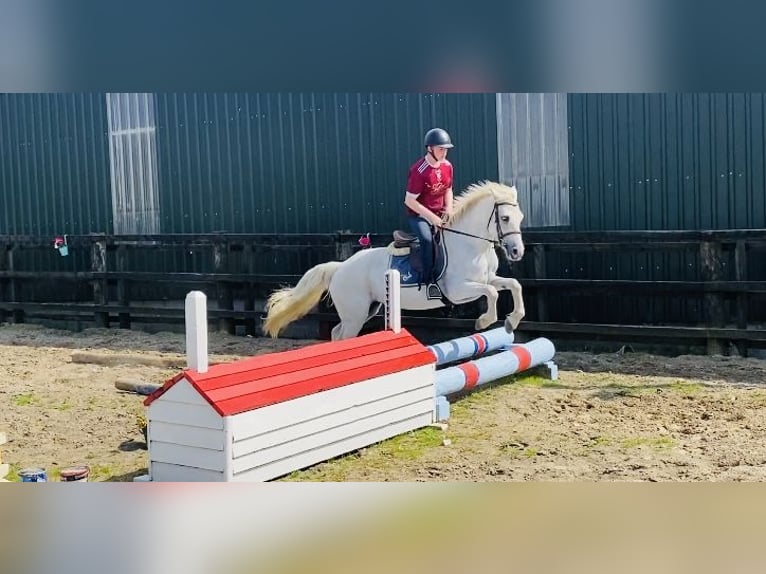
[405,193,442,227]
[443,187,454,221]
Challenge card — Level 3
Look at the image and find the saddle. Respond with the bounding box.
[392,229,419,248]
[387,228,450,303]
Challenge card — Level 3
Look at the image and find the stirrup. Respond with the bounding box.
[426,283,442,300]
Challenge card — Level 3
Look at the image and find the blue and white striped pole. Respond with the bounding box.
[434,337,557,420]
[426,327,515,366]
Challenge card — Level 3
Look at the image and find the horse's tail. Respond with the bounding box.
[262,261,343,338]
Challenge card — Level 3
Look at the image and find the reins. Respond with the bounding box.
[439,226,499,245]
[440,201,521,246]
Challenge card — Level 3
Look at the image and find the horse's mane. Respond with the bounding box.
[448,180,519,224]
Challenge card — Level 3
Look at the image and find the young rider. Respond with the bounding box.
[403,127,454,299]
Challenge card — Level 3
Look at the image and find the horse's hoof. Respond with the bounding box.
[504,317,515,333]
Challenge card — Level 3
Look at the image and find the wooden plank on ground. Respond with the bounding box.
[72,351,184,368]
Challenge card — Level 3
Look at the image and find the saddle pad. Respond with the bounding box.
[387,242,411,257]
[389,251,421,285]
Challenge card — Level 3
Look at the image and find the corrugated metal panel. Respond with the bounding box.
[0,93,112,235]
[568,93,766,231]
[496,93,570,228]
[154,93,499,233]
[7,93,766,237]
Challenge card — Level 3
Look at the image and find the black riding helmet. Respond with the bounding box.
[424,128,454,149]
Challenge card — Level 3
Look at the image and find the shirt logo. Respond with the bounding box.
[429,182,447,195]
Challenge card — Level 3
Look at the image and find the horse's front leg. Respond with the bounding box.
[488,275,525,332]
[447,281,499,331]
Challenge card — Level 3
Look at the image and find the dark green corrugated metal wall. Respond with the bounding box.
[0,93,112,235]
[154,93,499,233]
[568,93,766,231]
[4,93,766,237]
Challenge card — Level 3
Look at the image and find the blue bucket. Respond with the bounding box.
[19,468,47,482]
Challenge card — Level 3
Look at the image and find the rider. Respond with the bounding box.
[403,127,454,300]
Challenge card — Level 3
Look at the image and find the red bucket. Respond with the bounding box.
[60,465,90,482]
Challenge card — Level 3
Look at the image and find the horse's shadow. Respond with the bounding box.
[119,439,147,452]
[105,468,149,482]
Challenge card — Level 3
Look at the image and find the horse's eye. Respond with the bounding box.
[501,216,510,223]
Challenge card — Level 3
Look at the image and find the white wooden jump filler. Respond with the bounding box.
[140,270,556,482]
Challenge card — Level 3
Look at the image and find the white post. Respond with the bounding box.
[384,269,401,333]
[185,291,208,373]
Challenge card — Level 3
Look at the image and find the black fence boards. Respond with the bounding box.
[1,230,765,354]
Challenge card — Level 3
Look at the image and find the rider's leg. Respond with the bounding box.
[408,216,434,282]
[408,216,441,299]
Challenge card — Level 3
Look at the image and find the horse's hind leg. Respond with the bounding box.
[330,313,367,341]
[329,291,373,341]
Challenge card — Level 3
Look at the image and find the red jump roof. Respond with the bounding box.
[144,329,434,417]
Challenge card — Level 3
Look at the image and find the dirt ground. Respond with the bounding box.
[2,322,766,482]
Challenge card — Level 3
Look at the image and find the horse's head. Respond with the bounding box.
[449,180,525,262]
[492,190,525,262]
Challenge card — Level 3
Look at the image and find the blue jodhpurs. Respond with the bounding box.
[408,215,436,283]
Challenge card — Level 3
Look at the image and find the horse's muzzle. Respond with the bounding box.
[505,241,525,262]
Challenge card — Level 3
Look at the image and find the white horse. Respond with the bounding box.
[263,180,526,340]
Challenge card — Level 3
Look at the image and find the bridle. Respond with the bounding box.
[440,201,521,247]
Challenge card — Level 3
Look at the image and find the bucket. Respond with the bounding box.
[19,468,47,482]
[53,236,69,256]
[60,465,89,482]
